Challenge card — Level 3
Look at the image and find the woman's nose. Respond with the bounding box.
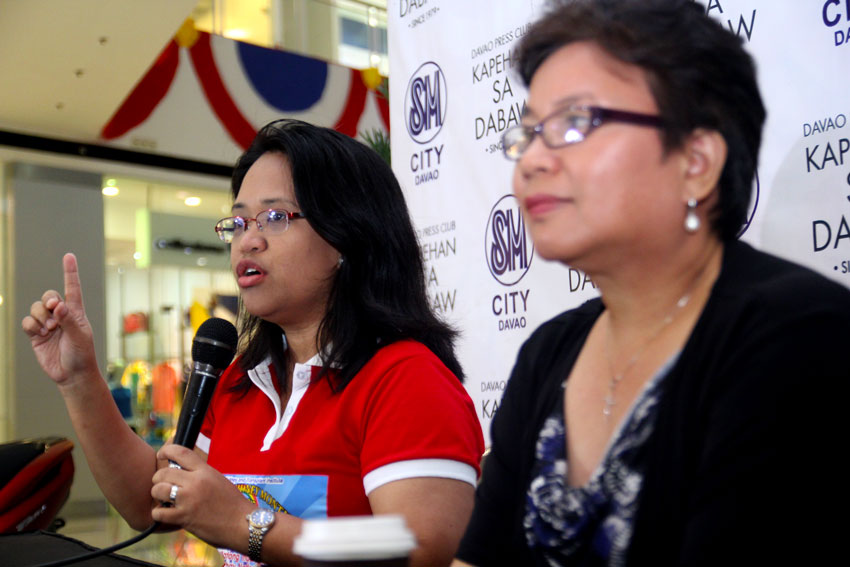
[516,135,561,180]
[236,223,267,252]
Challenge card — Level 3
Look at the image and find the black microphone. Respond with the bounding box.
[172,317,238,450]
[30,320,239,564]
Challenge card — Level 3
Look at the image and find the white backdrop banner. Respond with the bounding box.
[389,0,850,443]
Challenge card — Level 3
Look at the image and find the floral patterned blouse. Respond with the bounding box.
[524,356,677,566]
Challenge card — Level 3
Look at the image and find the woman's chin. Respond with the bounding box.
[241,301,273,322]
[533,240,584,265]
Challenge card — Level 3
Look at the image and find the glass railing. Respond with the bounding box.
[190,0,389,75]
[0,162,9,442]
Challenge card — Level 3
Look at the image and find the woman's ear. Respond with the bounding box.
[682,128,727,202]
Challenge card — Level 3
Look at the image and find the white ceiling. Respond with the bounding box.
[0,0,198,142]
[0,0,229,269]
[0,0,230,193]
[0,0,389,268]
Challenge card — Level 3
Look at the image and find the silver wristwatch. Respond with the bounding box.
[247,508,275,563]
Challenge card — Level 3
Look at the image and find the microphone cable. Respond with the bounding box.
[25,318,237,566]
[25,521,161,567]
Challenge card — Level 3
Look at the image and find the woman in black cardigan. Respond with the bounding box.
[454,0,850,565]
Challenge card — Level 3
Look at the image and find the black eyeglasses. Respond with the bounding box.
[214,209,305,243]
[501,105,664,160]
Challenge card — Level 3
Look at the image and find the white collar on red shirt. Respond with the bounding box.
[248,342,332,451]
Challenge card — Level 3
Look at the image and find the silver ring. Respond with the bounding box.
[169,484,179,503]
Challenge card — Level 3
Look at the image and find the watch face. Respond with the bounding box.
[250,508,275,528]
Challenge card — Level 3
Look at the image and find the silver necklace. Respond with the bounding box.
[602,292,691,421]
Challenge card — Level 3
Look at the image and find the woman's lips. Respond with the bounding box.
[524,194,569,216]
[238,273,265,288]
[236,261,266,288]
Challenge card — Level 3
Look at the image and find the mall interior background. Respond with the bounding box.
[0,0,390,519]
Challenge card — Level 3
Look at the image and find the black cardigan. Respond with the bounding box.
[457,241,850,566]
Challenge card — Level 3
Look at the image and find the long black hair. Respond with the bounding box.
[231,119,463,391]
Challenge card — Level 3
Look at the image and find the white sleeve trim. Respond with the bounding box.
[195,432,211,454]
[362,459,477,495]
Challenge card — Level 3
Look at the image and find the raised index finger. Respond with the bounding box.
[63,253,85,311]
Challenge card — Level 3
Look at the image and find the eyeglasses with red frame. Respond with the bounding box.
[214,209,305,243]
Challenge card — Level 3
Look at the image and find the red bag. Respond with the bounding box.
[122,312,148,335]
[0,437,75,533]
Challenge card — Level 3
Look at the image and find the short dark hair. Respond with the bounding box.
[518,0,765,241]
[230,119,463,391]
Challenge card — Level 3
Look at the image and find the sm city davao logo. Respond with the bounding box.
[823,0,850,45]
[405,61,447,144]
[485,195,534,286]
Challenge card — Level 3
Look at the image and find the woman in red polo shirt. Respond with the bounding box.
[23,119,484,567]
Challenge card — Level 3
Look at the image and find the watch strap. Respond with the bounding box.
[248,523,267,562]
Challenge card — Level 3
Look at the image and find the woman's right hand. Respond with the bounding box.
[21,253,98,386]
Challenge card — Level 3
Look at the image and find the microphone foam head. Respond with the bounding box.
[192,317,238,369]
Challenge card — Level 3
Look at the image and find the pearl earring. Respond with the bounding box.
[684,198,700,233]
